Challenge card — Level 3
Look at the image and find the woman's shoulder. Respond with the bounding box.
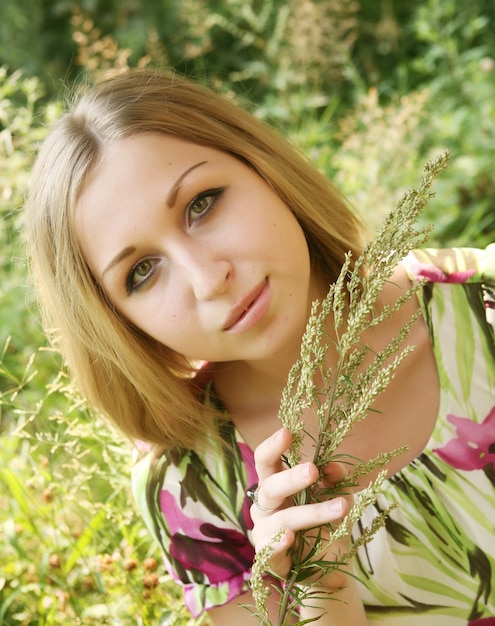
[403,244,495,284]
[130,390,255,518]
[402,245,495,332]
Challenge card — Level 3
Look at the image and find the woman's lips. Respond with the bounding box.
[223,279,270,332]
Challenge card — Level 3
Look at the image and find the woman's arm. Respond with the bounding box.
[207,581,367,626]
[207,588,293,625]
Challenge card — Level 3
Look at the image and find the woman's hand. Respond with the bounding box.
[249,426,351,584]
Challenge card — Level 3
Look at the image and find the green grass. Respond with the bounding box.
[0,353,203,625]
[0,68,205,626]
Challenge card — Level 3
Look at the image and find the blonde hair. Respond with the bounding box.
[25,69,364,451]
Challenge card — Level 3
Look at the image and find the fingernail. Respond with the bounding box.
[328,498,345,515]
[274,427,290,446]
[301,462,313,481]
[272,428,282,441]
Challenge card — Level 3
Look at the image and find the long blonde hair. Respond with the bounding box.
[25,69,364,451]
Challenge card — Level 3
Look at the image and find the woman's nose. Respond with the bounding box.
[175,244,232,301]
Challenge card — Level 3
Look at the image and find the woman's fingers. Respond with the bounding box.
[253,430,352,510]
[251,430,353,514]
[254,427,292,482]
[253,497,348,579]
[250,460,319,513]
[251,428,315,520]
[321,460,349,485]
[253,497,348,542]
[250,429,354,581]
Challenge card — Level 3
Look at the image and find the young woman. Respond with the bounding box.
[25,69,495,625]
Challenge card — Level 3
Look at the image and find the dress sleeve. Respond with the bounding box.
[404,245,494,282]
[404,245,495,333]
[131,421,258,617]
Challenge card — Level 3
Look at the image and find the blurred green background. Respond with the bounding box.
[0,0,494,624]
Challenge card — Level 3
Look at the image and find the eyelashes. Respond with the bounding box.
[126,258,159,294]
[186,187,224,226]
[125,187,225,294]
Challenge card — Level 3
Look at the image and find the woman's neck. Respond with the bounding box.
[211,263,419,446]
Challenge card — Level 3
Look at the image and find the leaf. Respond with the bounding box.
[63,507,107,574]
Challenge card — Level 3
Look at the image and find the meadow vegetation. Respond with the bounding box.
[0,1,493,623]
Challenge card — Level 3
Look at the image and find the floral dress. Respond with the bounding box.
[131,246,495,624]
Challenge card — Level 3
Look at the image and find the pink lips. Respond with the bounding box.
[223,279,270,332]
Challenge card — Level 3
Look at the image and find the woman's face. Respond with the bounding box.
[76,133,324,364]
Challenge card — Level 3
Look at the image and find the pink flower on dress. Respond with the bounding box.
[159,489,255,584]
[238,441,258,528]
[434,406,495,471]
[415,265,476,283]
[469,618,495,625]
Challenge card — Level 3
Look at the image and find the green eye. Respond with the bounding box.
[135,260,152,278]
[186,188,224,226]
[190,196,210,215]
[127,259,154,293]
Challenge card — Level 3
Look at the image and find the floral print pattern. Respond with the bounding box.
[159,489,255,583]
[434,407,495,471]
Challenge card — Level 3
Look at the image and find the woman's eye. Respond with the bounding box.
[186,188,223,226]
[190,196,210,216]
[126,259,155,294]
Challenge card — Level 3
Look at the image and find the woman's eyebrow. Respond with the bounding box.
[166,160,208,207]
[102,246,136,278]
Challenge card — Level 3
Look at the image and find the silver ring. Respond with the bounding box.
[246,483,275,512]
